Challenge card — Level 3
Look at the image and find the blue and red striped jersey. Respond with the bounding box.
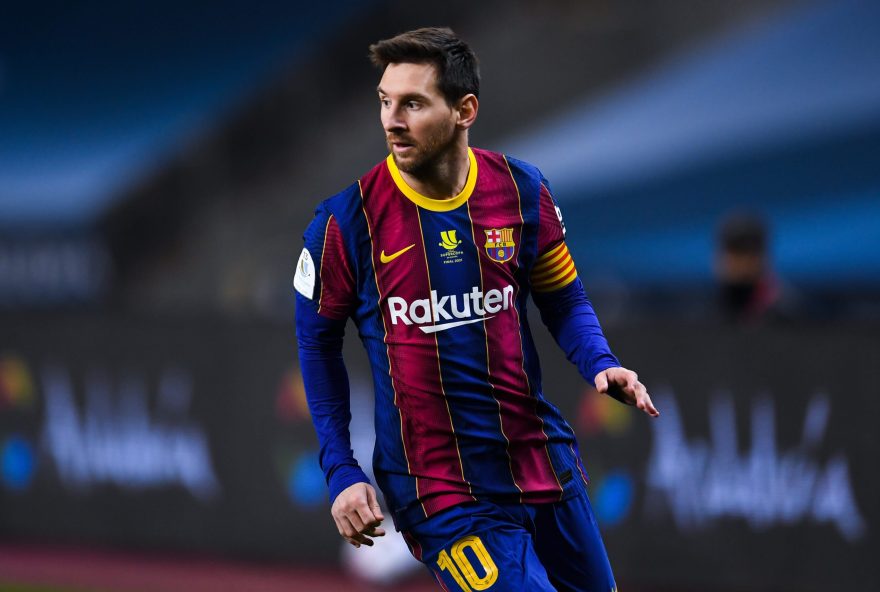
[295,147,619,529]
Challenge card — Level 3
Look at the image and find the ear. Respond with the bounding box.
[455,94,479,130]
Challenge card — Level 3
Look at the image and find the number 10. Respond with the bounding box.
[436,535,499,591]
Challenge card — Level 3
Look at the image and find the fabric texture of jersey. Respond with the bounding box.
[296,147,620,530]
[401,482,617,592]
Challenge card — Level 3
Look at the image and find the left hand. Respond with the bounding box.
[594,367,659,418]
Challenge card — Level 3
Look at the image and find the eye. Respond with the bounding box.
[379,98,391,108]
[406,100,421,110]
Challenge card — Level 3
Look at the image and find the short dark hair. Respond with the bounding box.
[369,27,480,103]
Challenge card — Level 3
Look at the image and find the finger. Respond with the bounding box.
[352,530,379,546]
[631,381,646,406]
[339,514,364,539]
[364,525,386,537]
[338,516,376,547]
[332,509,359,538]
[347,509,367,534]
[352,533,375,547]
[614,379,637,406]
[345,534,371,548]
[366,486,385,523]
[641,391,660,417]
[625,373,640,393]
[594,371,608,393]
[354,503,379,531]
[631,380,658,417]
[353,490,381,529]
[631,379,644,397]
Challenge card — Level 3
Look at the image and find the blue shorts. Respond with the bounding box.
[401,490,616,592]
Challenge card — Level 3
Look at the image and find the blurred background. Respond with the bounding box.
[1,0,878,590]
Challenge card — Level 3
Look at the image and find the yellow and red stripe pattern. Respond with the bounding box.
[531,242,577,292]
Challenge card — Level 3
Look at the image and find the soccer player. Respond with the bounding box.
[295,27,659,592]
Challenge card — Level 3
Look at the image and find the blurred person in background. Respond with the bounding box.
[714,211,800,323]
[295,26,658,592]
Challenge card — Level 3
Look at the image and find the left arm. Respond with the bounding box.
[530,178,658,417]
[532,279,659,417]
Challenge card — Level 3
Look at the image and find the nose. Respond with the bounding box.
[382,104,406,133]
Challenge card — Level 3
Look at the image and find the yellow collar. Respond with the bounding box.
[385,148,478,212]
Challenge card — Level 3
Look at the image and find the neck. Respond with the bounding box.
[399,135,470,199]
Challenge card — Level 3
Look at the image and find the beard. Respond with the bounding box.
[387,122,456,176]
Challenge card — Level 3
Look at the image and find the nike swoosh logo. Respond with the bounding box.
[419,317,495,334]
[380,244,416,263]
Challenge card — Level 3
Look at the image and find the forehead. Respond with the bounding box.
[378,62,442,97]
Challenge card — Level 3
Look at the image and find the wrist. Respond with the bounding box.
[328,464,370,503]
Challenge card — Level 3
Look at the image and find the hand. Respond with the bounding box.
[594,367,659,418]
[331,482,386,548]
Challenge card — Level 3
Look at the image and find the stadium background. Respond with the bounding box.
[1,1,878,590]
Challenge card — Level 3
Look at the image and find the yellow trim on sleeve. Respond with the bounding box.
[535,242,566,265]
[532,242,579,292]
[386,148,478,212]
[535,256,575,283]
[532,252,573,282]
[533,244,569,272]
[532,264,578,292]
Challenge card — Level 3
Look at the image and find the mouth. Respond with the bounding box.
[389,139,415,153]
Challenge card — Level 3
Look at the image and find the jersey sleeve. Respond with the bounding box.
[529,177,620,384]
[295,202,369,502]
[294,203,356,320]
[530,182,578,293]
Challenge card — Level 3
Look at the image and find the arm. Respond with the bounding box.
[532,278,659,417]
[530,178,658,417]
[532,277,620,385]
[295,300,369,501]
[294,207,385,546]
[296,297,386,546]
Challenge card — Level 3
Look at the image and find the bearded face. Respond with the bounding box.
[385,115,456,175]
[378,62,459,176]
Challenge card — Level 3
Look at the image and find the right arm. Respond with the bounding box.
[294,207,385,546]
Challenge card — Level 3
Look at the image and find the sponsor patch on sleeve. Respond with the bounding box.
[293,248,316,299]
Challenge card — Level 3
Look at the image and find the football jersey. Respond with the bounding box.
[296,147,617,529]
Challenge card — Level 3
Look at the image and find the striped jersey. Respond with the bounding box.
[295,147,618,529]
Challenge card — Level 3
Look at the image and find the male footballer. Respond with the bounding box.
[295,27,658,592]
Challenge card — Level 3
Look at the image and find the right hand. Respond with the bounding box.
[331,482,386,548]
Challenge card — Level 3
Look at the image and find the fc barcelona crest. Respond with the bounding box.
[484,228,515,263]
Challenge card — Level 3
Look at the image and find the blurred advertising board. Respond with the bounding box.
[0,315,877,589]
[0,237,110,307]
[570,323,879,591]
[0,315,338,562]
